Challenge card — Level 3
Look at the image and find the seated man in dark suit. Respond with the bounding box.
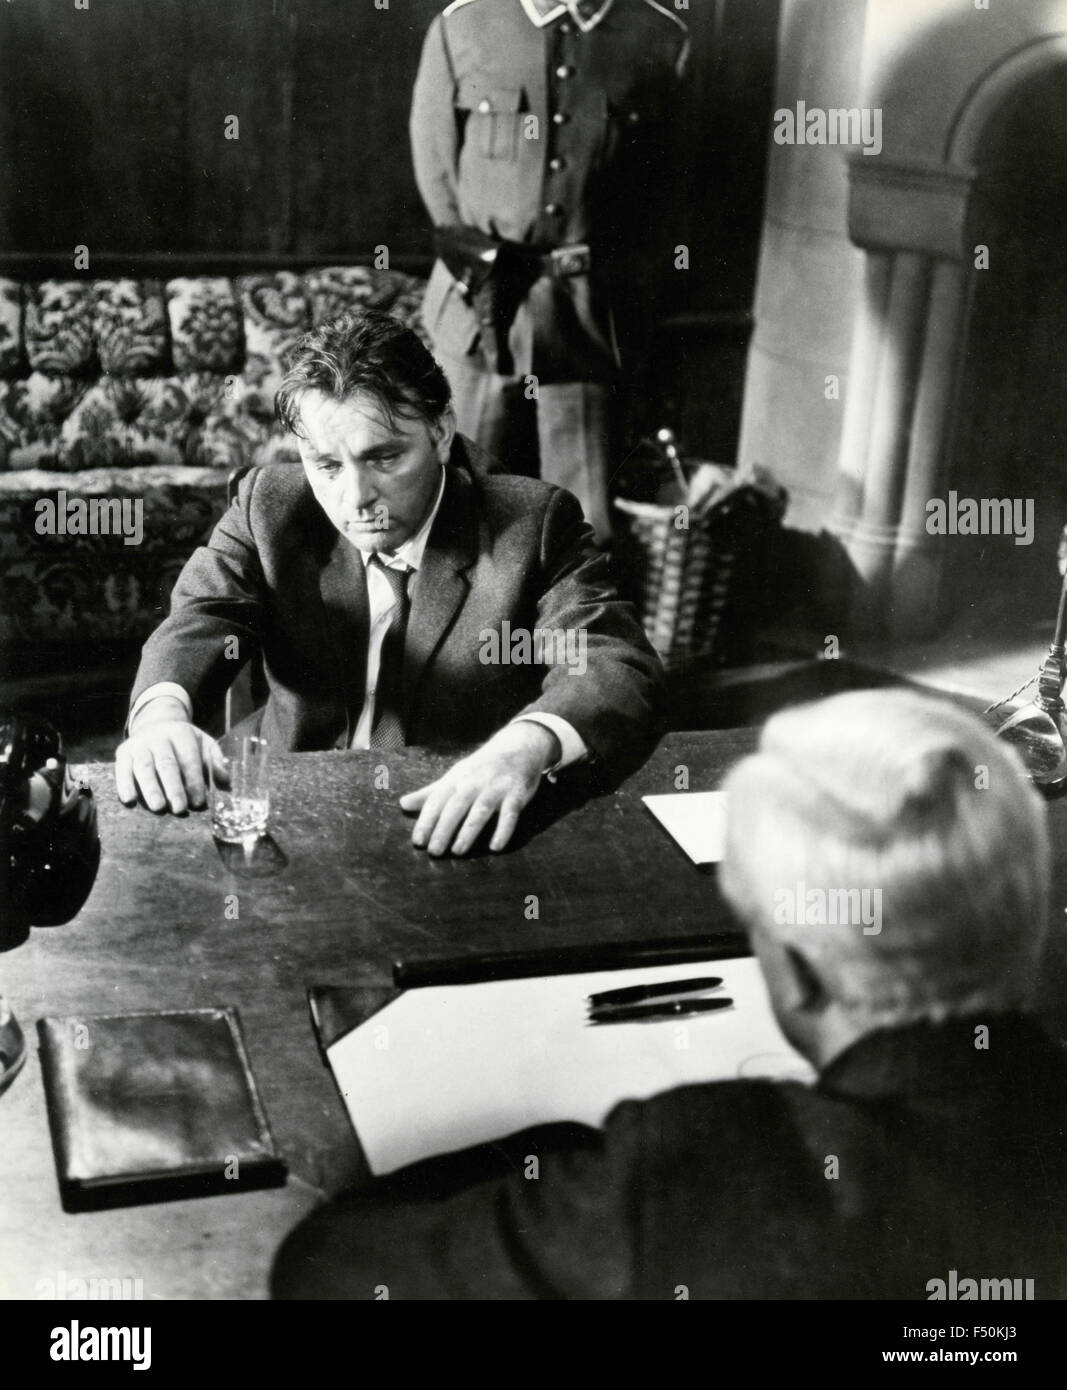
[115,310,661,856]
[271,690,1067,1298]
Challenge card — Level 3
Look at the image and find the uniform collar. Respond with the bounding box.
[354,464,447,573]
[519,0,616,35]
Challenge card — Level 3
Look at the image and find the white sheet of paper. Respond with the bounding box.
[326,957,813,1175]
[642,790,728,863]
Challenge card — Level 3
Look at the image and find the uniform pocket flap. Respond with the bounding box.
[455,77,524,114]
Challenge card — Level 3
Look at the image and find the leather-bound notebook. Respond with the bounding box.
[37,1006,287,1212]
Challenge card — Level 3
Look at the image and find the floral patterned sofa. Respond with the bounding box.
[0,266,426,687]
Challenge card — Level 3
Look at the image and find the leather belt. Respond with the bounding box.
[432,225,593,374]
[510,241,592,279]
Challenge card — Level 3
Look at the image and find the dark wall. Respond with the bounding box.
[0,0,780,453]
[0,0,440,263]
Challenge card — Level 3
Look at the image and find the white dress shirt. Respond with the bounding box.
[130,465,587,771]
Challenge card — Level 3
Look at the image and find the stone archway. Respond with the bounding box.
[832,32,1067,638]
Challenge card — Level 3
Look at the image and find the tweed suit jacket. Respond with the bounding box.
[131,437,662,766]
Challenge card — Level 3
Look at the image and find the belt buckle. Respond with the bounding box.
[550,243,591,278]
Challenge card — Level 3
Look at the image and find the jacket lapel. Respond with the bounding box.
[402,465,477,726]
[317,521,370,743]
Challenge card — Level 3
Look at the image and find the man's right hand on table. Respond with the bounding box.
[115,697,226,815]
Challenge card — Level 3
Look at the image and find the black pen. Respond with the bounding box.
[587,975,723,1009]
[589,997,734,1024]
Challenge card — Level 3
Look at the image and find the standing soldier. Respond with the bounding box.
[410,0,689,544]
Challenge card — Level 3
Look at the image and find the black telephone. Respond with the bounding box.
[0,715,100,948]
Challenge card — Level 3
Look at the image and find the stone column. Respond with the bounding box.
[736,0,868,535]
[890,259,975,633]
[831,161,975,636]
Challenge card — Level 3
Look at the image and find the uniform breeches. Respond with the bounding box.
[436,347,619,546]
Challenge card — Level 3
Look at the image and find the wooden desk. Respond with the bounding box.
[0,733,754,1300]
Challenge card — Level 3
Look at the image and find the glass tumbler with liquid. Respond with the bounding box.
[210,733,270,843]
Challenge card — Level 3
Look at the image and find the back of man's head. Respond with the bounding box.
[720,690,1050,1061]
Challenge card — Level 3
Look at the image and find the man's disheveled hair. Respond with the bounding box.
[276,309,452,436]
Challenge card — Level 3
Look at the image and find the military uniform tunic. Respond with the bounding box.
[410,0,689,542]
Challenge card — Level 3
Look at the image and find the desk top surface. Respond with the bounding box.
[5,730,1067,1300]
[0,731,756,1300]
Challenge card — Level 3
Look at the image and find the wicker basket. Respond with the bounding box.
[614,471,785,671]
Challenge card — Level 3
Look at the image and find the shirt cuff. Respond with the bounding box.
[510,713,588,778]
[128,682,193,734]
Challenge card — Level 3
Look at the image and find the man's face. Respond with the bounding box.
[295,388,453,553]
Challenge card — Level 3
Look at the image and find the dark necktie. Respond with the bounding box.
[369,556,411,752]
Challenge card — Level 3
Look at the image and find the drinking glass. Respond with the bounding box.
[209,733,270,843]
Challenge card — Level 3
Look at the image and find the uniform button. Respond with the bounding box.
[555,65,572,79]
[552,111,570,125]
[478,98,492,113]
[628,111,641,124]
[544,203,563,215]
[549,156,566,171]
[559,21,573,33]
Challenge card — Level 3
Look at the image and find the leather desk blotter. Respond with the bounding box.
[37,1006,287,1212]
